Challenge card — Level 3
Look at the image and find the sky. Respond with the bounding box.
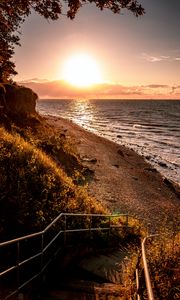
[14,0,180,99]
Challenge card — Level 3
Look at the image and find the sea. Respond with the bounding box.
[37,99,180,186]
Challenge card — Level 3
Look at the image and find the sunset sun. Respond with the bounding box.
[62,54,102,87]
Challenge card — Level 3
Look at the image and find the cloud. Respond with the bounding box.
[19,80,142,98]
[144,84,169,89]
[18,79,180,99]
[142,53,169,62]
[170,85,180,95]
[142,53,180,63]
[20,78,49,83]
[161,56,170,59]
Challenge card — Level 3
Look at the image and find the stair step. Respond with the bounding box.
[78,249,130,284]
[45,281,127,300]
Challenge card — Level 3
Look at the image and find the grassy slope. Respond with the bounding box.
[0,118,105,240]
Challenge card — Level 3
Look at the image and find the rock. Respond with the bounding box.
[82,157,97,164]
[144,167,157,173]
[158,161,167,168]
[163,178,180,196]
[113,164,119,168]
[3,83,38,115]
[82,168,95,182]
[60,133,66,138]
[132,176,138,181]
[117,135,122,138]
[40,141,54,153]
[117,149,124,157]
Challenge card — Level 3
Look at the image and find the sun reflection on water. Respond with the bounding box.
[70,99,96,127]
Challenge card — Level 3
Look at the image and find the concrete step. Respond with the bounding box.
[78,248,130,284]
[45,280,127,300]
[43,247,132,300]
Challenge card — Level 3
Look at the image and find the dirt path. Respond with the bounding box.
[46,115,180,233]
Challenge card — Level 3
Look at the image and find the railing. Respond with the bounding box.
[136,232,179,300]
[0,212,133,300]
[141,235,159,300]
[135,235,158,300]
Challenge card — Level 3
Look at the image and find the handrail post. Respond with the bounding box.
[125,215,128,232]
[41,233,44,272]
[142,237,154,300]
[135,268,141,300]
[17,241,20,289]
[64,215,67,246]
[108,216,111,242]
[89,216,92,243]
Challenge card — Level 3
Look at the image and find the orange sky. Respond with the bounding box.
[15,0,180,99]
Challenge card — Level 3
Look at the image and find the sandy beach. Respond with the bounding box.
[45,115,179,233]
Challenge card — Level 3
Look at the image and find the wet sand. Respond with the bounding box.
[45,115,180,233]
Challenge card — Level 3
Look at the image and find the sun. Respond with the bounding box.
[62,54,102,87]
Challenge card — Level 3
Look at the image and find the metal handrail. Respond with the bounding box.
[142,233,176,300]
[141,235,159,300]
[0,212,133,300]
[136,232,178,300]
[0,231,42,247]
[0,213,130,248]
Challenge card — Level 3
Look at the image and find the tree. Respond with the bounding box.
[0,0,144,82]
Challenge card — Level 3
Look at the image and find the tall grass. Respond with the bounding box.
[145,233,180,299]
[0,126,105,240]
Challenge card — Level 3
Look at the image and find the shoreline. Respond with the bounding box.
[37,99,180,187]
[44,114,179,232]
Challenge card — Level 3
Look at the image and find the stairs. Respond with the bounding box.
[78,248,130,284]
[0,213,138,300]
[42,247,131,300]
[44,283,126,300]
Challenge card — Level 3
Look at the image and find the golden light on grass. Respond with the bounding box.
[62,54,102,87]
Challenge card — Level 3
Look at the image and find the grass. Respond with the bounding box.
[144,233,180,299]
[0,120,106,240]
[117,232,180,299]
[108,219,179,299]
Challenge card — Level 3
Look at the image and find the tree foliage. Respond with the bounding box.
[0,0,144,82]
